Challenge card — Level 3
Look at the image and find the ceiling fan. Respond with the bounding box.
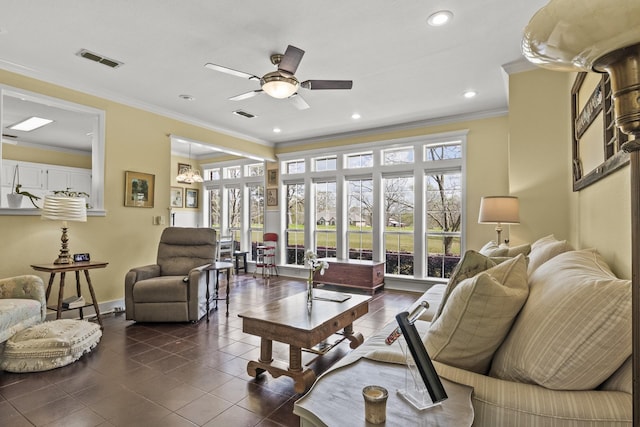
[205,45,353,110]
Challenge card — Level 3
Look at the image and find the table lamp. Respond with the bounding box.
[41,195,87,264]
[478,196,520,244]
[523,0,640,422]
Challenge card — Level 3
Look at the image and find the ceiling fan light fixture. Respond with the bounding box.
[261,71,299,99]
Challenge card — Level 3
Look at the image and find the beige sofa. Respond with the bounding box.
[0,275,47,343]
[306,236,632,426]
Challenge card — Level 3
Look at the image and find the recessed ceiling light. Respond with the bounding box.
[351,113,361,120]
[427,10,453,27]
[9,116,54,131]
[463,90,477,99]
[273,127,281,133]
[179,94,194,101]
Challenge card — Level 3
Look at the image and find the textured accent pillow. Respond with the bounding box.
[433,250,496,321]
[0,319,102,372]
[490,249,631,390]
[478,241,508,257]
[526,234,572,275]
[424,254,528,374]
[507,243,531,257]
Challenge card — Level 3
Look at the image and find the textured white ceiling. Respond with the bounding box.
[0,0,548,154]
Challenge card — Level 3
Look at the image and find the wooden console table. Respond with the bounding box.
[238,291,370,393]
[294,358,474,426]
[31,261,108,328]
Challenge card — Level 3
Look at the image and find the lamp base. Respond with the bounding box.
[53,226,73,265]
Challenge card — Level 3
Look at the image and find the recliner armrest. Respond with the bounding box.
[126,264,161,284]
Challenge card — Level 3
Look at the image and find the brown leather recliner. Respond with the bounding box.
[124,227,216,322]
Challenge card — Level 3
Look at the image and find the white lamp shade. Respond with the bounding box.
[41,196,87,222]
[478,196,520,224]
[522,0,640,71]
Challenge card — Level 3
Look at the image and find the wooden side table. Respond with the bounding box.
[31,261,108,328]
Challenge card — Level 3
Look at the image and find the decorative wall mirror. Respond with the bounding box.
[0,86,105,213]
[571,72,630,191]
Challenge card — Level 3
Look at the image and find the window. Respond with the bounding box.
[425,141,462,161]
[314,181,337,258]
[277,132,465,281]
[346,152,373,168]
[383,176,414,275]
[227,187,242,244]
[382,147,414,165]
[204,159,263,259]
[314,156,337,171]
[209,188,221,229]
[285,160,305,174]
[425,172,462,278]
[286,183,305,265]
[248,184,264,258]
[207,168,221,180]
[347,179,373,260]
[224,166,241,179]
[246,163,264,177]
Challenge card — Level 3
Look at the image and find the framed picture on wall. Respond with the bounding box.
[170,187,184,208]
[267,169,278,186]
[124,171,155,208]
[177,163,191,183]
[185,188,199,208]
[266,188,278,206]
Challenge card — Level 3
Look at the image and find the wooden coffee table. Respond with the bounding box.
[238,290,370,393]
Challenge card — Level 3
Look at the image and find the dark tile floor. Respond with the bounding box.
[0,274,419,426]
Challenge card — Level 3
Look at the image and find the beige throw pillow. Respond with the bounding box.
[526,234,572,275]
[424,255,528,374]
[433,250,496,321]
[490,249,631,390]
[478,241,508,257]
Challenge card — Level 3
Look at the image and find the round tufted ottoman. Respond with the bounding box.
[0,319,102,372]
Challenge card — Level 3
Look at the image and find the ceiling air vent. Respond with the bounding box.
[76,49,123,68]
[232,110,257,119]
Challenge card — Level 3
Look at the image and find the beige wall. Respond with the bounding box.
[508,69,572,245]
[508,68,631,279]
[4,144,92,169]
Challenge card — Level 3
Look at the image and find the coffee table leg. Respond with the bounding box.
[248,337,273,377]
[289,345,317,393]
[343,323,365,349]
[260,337,273,364]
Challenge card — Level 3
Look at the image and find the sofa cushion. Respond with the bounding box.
[434,250,496,321]
[526,234,572,275]
[0,319,102,372]
[424,255,528,374]
[478,241,508,257]
[0,299,43,343]
[490,249,631,390]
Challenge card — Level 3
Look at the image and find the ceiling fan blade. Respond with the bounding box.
[205,63,259,81]
[289,93,310,110]
[300,80,353,90]
[278,45,305,75]
[229,90,263,101]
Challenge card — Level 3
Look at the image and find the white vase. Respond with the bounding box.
[6,193,23,208]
